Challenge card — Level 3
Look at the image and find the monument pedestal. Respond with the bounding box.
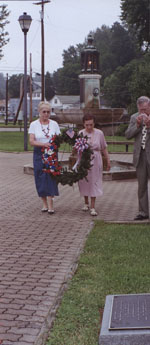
[79,74,101,109]
[99,294,150,345]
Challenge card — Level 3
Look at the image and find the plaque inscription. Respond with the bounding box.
[109,294,150,330]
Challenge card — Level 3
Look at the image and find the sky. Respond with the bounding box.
[0,0,121,77]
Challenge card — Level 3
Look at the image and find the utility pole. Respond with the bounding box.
[30,53,33,122]
[5,73,8,125]
[41,0,45,101]
[34,0,50,101]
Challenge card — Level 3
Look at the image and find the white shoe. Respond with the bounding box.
[90,208,97,216]
[82,204,89,211]
[41,208,48,212]
[48,209,55,214]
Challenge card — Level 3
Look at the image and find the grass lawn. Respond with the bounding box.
[105,135,133,153]
[0,132,33,152]
[0,131,73,152]
[0,123,20,128]
[46,221,150,345]
[0,132,133,153]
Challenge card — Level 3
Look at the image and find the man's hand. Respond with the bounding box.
[144,116,150,129]
[136,115,143,128]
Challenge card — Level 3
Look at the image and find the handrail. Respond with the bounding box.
[106,141,133,144]
[106,141,133,152]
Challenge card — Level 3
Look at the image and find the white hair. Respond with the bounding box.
[38,101,51,113]
[137,96,150,106]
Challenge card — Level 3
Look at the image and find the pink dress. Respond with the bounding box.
[78,128,107,197]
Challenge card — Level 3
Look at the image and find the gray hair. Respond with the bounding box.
[38,101,51,113]
[137,96,150,106]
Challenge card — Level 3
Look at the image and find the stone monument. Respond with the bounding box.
[99,294,150,345]
[79,34,101,109]
[54,34,128,136]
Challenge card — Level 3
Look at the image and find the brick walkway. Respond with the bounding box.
[0,152,149,345]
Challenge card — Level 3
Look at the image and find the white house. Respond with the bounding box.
[50,95,80,111]
[27,81,42,101]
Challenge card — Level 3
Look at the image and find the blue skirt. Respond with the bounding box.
[33,147,59,197]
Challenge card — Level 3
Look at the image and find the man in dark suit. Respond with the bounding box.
[126,96,150,220]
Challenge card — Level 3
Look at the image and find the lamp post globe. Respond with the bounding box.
[18,12,32,151]
[18,12,32,33]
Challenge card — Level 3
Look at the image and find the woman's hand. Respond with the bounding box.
[44,142,51,148]
[106,160,111,171]
[102,148,111,171]
[29,134,51,148]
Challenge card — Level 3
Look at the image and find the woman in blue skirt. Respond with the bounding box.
[28,101,60,214]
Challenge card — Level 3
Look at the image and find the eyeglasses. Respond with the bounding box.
[42,110,50,114]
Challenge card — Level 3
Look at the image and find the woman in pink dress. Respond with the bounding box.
[78,114,110,216]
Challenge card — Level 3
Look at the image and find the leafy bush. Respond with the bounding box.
[115,123,128,136]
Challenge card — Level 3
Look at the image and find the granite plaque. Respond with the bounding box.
[110,294,150,330]
[99,295,150,345]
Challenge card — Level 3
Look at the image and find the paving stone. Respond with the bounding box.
[8,327,40,336]
[0,152,149,345]
[1,320,29,327]
[19,334,37,343]
[2,343,30,345]
[0,333,21,341]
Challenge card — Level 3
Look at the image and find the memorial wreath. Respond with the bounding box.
[41,128,93,186]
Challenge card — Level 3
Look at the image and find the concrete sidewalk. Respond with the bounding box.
[0,152,149,345]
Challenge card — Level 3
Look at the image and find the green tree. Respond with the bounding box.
[93,25,114,80]
[0,4,10,59]
[53,44,82,95]
[52,23,138,97]
[8,74,23,98]
[110,22,138,67]
[53,24,138,94]
[103,54,150,112]
[53,63,80,95]
[103,63,133,108]
[62,45,82,65]
[121,0,150,49]
[45,71,55,100]
[128,53,150,111]
[0,73,6,99]
[93,23,139,83]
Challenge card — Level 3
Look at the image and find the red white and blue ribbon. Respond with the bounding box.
[72,137,89,172]
[74,137,89,153]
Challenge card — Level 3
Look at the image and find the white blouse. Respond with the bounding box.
[28,119,60,144]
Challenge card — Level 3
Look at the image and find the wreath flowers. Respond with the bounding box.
[41,129,93,186]
[41,137,62,176]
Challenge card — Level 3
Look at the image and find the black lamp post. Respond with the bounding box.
[18,12,32,151]
[81,34,99,74]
